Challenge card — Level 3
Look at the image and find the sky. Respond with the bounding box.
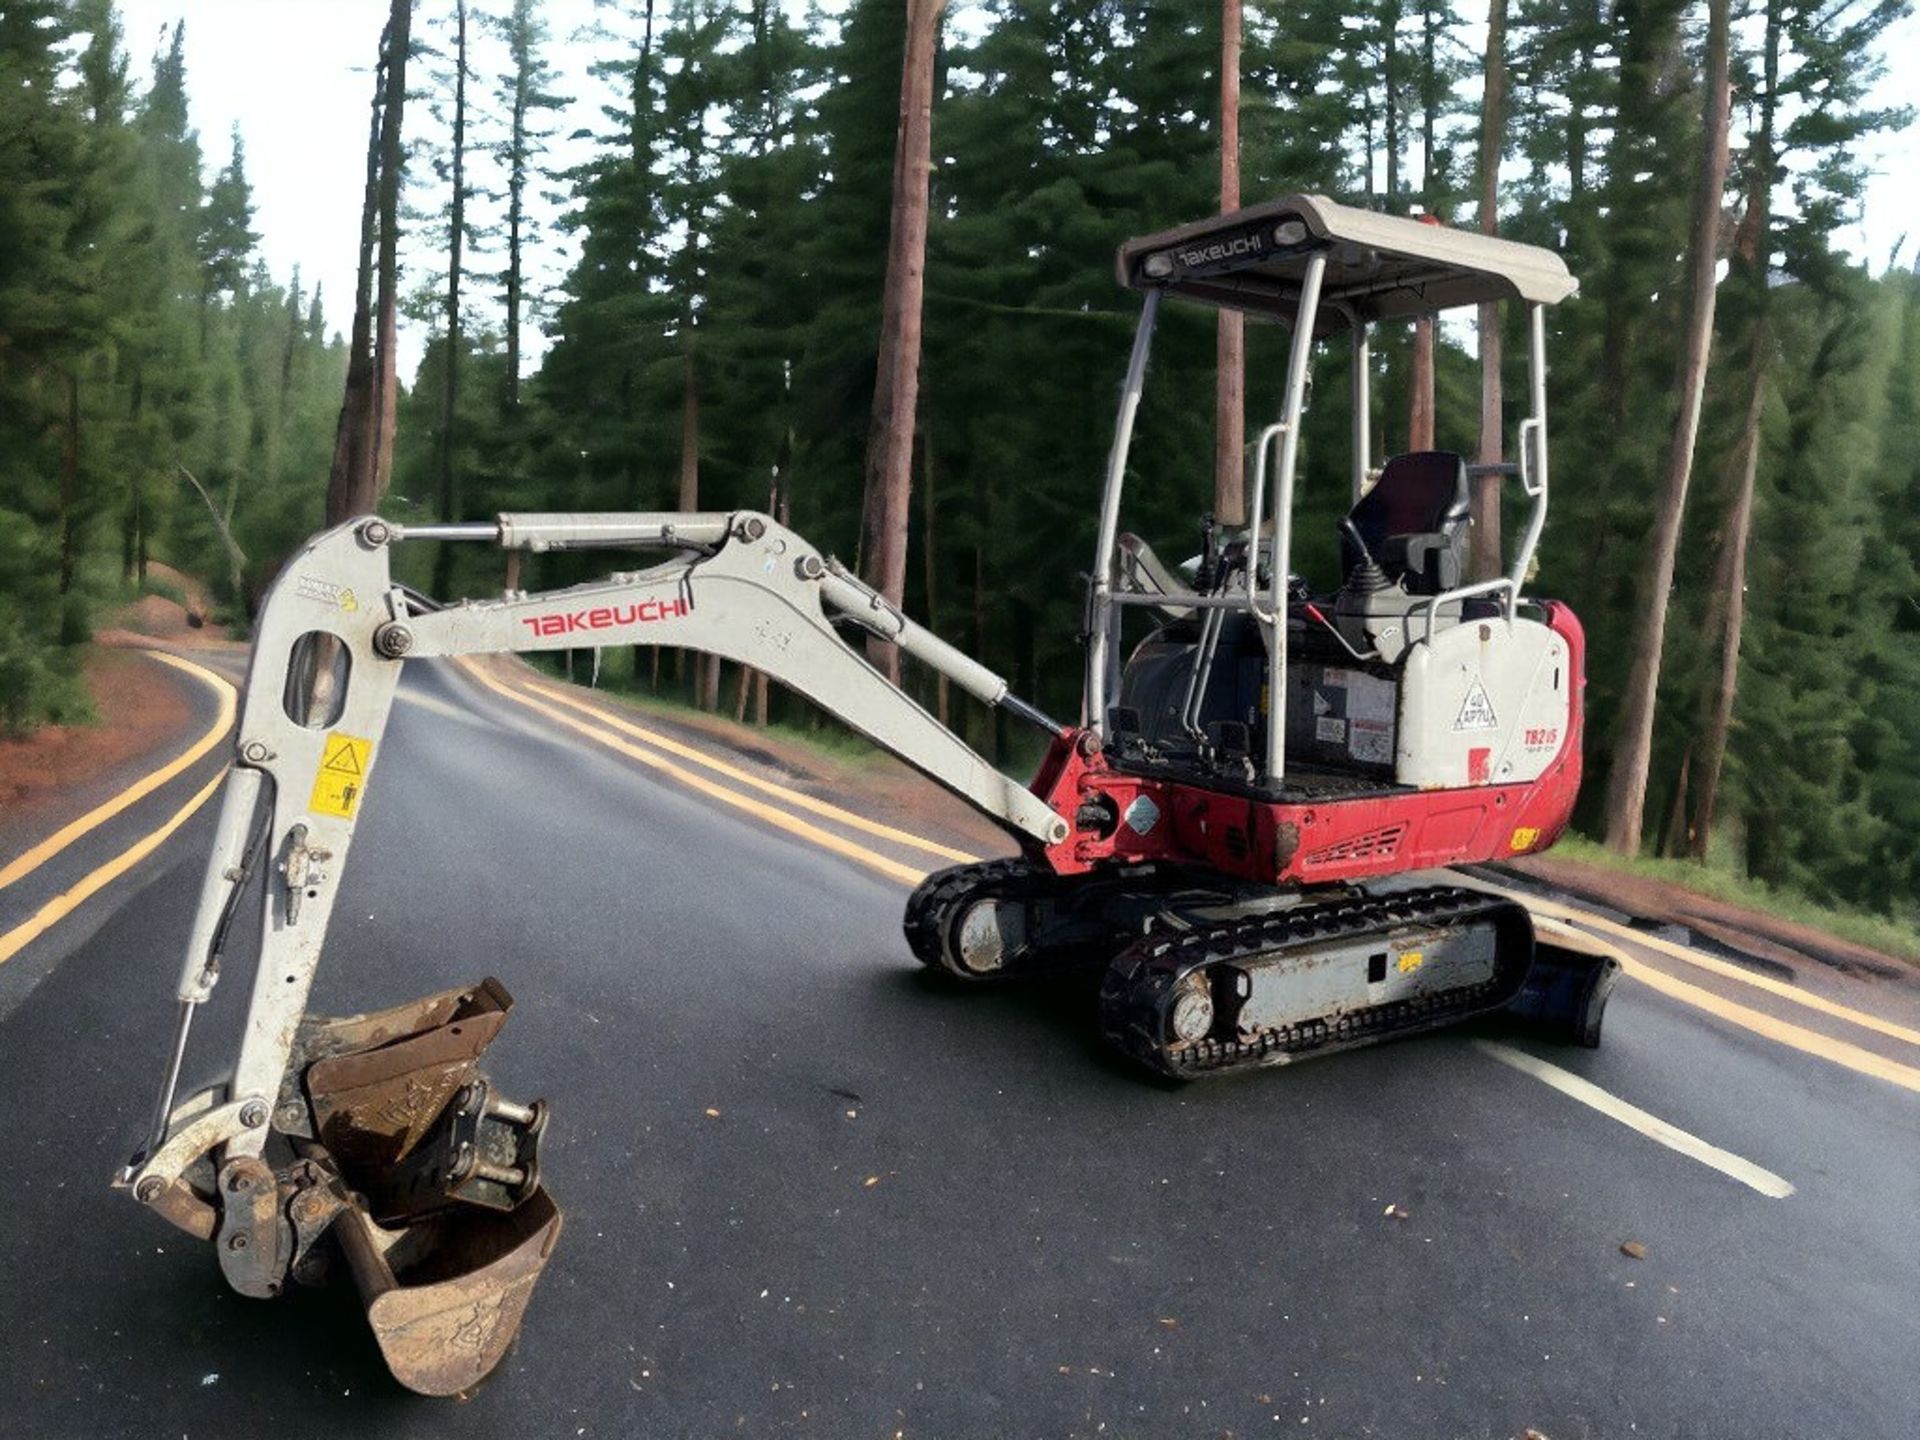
[113,0,1920,383]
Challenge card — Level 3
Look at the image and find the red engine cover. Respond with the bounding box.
[1030,602,1585,885]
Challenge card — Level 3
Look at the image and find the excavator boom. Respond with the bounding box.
[115,509,1075,1393]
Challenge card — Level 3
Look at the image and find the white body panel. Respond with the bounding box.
[1396,617,1572,789]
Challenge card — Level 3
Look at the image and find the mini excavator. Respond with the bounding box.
[116,196,1617,1394]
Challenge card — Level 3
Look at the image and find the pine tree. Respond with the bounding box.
[198,126,259,338]
[489,0,566,412]
[858,0,946,685]
[1602,0,1732,856]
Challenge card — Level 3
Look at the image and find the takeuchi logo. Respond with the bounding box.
[1176,232,1266,268]
[519,597,689,637]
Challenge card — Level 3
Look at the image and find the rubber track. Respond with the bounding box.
[1099,885,1531,1078]
[902,858,1054,977]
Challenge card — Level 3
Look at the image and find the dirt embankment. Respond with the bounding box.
[92,562,240,649]
[0,648,193,821]
[1507,854,1915,982]
[2,565,237,826]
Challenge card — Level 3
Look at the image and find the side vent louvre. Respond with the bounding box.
[1304,824,1407,866]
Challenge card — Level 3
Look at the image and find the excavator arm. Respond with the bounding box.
[115,510,1072,1393]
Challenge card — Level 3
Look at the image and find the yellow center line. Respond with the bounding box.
[1460,874,1920,1051]
[0,768,228,967]
[1619,951,1920,1094]
[511,671,982,866]
[457,660,933,888]
[1531,914,1920,1093]
[0,650,237,892]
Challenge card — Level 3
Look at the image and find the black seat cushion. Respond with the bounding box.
[1342,450,1471,595]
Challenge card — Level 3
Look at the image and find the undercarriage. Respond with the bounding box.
[907,861,1613,1079]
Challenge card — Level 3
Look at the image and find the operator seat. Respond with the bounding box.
[1340,450,1471,596]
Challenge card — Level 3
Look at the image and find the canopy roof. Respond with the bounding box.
[1116,194,1577,331]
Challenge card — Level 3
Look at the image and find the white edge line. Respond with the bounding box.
[1474,1039,1795,1199]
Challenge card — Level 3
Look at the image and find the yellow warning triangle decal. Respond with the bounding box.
[322,737,363,776]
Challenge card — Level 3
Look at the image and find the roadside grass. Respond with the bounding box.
[1550,834,1920,963]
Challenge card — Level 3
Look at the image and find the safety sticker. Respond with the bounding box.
[309,732,373,819]
[1454,677,1499,731]
[1349,718,1393,765]
[1397,951,1424,975]
[294,574,359,613]
[1509,826,1541,853]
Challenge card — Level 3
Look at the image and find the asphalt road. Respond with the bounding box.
[1,657,1916,1440]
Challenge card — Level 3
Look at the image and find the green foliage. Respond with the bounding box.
[6,0,1915,925]
[1549,835,1920,962]
[0,0,346,731]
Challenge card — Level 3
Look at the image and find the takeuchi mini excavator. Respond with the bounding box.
[116,195,1618,1394]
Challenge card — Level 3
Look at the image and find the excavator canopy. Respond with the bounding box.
[1115,193,1577,332]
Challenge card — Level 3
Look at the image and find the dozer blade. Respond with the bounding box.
[287,978,562,1394]
[334,1186,562,1396]
[1499,921,1622,1048]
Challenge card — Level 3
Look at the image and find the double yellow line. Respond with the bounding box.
[456,659,970,887]
[1497,897,1920,1095]
[0,651,234,966]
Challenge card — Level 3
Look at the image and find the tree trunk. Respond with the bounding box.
[676,341,717,710]
[178,465,248,606]
[1470,0,1508,582]
[1409,316,1435,451]
[678,342,699,512]
[1660,742,1692,858]
[1420,3,1438,210]
[368,0,412,502]
[1688,338,1764,859]
[920,422,949,728]
[122,372,142,583]
[1213,0,1245,528]
[503,6,526,410]
[1690,0,1781,860]
[973,468,994,762]
[1383,15,1399,203]
[433,0,468,599]
[324,26,388,526]
[858,0,947,684]
[1601,0,1731,855]
[58,370,79,595]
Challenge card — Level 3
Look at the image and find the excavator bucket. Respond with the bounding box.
[288,979,561,1394]
[334,1187,562,1395]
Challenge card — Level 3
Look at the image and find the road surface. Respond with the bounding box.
[2,653,1915,1439]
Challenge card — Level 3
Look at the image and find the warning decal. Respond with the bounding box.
[1453,677,1499,732]
[309,732,373,819]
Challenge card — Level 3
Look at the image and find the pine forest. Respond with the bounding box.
[3,0,1916,925]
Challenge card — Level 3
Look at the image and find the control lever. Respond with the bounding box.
[279,824,332,925]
